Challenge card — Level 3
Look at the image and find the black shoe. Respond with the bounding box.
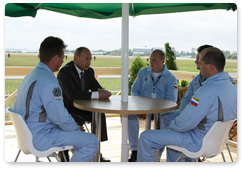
[100,154,111,162]
[128,151,137,162]
[58,151,70,162]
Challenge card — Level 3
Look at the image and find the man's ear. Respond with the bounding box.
[161,58,165,64]
[209,64,215,72]
[74,54,79,61]
[53,55,59,62]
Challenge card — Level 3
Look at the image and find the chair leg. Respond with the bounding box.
[47,157,52,162]
[62,151,68,162]
[201,157,206,162]
[35,157,39,162]
[52,153,60,162]
[226,143,233,162]
[175,154,184,162]
[221,152,226,162]
[84,123,90,133]
[14,150,21,162]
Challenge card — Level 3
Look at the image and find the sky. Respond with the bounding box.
[4,3,238,53]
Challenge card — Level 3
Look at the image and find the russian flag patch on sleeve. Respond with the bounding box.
[190,96,200,107]
[174,83,178,89]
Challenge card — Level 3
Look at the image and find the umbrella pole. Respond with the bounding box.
[121,3,129,162]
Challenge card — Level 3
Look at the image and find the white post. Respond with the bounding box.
[121,3,129,162]
[121,3,129,103]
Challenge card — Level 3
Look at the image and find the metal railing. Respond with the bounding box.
[5,76,24,97]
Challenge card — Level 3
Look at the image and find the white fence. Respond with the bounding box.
[5,76,24,97]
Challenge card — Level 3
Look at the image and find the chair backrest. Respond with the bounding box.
[6,107,36,155]
[7,107,74,158]
[200,120,235,158]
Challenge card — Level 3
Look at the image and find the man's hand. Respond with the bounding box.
[98,88,111,100]
[80,125,86,132]
[77,122,86,131]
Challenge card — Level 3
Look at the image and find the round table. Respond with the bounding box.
[73,95,177,162]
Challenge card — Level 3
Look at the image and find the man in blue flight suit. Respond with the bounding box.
[137,47,237,162]
[14,36,99,162]
[128,49,178,162]
[161,45,236,162]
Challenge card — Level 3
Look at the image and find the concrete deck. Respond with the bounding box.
[5,116,237,163]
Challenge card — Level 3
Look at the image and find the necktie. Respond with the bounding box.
[80,71,85,91]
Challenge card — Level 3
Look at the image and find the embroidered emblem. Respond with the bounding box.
[190,96,200,107]
[53,87,62,100]
[161,81,165,85]
[144,78,148,81]
[174,83,178,89]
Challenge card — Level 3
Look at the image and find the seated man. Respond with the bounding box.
[14,36,99,162]
[128,49,178,162]
[57,47,111,162]
[162,45,236,162]
[137,47,237,162]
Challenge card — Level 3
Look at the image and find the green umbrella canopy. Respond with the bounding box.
[5,3,237,19]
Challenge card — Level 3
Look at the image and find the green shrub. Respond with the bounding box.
[128,56,146,95]
[165,42,178,70]
[180,80,189,87]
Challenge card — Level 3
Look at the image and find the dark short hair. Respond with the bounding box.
[202,48,225,72]
[39,36,67,63]
[74,47,90,56]
[151,49,165,60]
[197,44,213,53]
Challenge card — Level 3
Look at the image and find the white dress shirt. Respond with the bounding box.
[74,63,99,99]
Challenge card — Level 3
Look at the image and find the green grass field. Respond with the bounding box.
[5,53,237,73]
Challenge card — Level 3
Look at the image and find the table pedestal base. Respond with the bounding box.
[92,112,101,162]
[121,114,129,162]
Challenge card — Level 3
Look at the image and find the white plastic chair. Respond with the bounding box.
[6,107,74,162]
[167,120,235,162]
[221,136,234,162]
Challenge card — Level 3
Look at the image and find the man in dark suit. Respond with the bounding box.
[57,47,111,162]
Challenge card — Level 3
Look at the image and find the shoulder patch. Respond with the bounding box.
[230,80,236,85]
[190,96,200,107]
[174,83,178,89]
[53,87,62,100]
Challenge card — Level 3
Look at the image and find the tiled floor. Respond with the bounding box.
[5,116,237,162]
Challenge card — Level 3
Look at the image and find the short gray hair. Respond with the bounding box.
[151,49,165,60]
[74,47,90,56]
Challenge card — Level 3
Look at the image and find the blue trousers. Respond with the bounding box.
[137,111,197,162]
[128,114,152,151]
[34,129,99,162]
[160,111,197,162]
[137,129,186,162]
[128,114,140,151]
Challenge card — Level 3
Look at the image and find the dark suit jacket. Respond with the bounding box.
[57,61,102,116]
[57,61,108,141]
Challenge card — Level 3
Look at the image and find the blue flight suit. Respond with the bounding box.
[14,62,98,162]
[161,72,236,162]
[128,65,178,151]
[137,72,237,162]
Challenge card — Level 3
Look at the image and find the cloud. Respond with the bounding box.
[5,6,237,52]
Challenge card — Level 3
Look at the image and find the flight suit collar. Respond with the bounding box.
[37,62,56,78]
[148,64,168,76]
[201,72,229,86]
